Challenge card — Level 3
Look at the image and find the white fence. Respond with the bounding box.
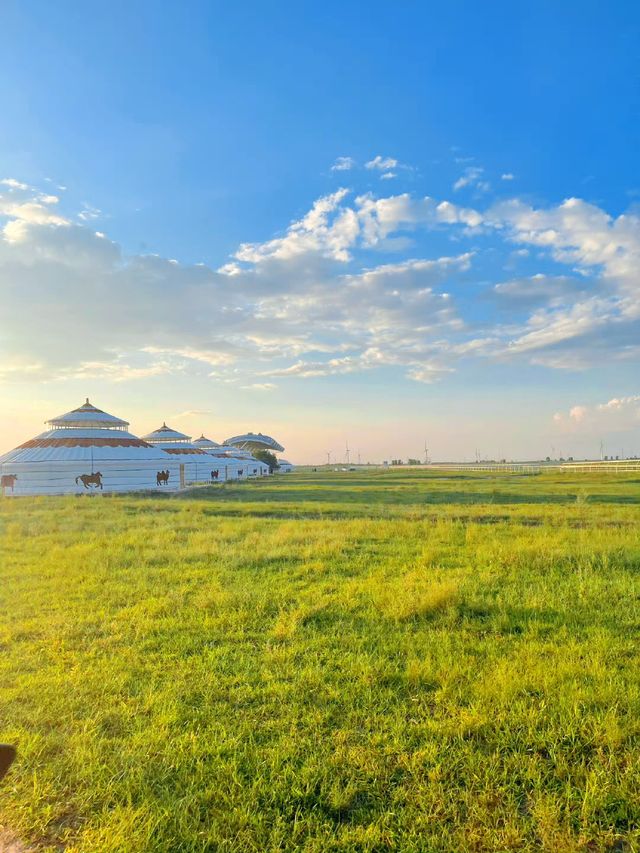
[427,461,640,474]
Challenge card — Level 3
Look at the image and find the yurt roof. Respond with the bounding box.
[140,424,211,456]
[142,423,192,443]
[47,399,129,430]
[0,399,177,465]
[193,434,223,449]
[224,432,285,453]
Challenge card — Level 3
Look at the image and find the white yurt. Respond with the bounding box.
[192,435,249,481]
[278,459,294,473]
[141,424,215,484]
[0,399,182,496]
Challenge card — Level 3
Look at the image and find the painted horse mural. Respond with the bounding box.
[75,472,103,490]
[1,474,18,492]
[210,469,219,481]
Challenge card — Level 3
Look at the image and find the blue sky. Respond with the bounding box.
[1,1,639,461]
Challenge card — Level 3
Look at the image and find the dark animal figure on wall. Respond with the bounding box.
[156,470,170,486]
[210,470,219,480]
[1,474,18,492]
[76,472,103,490]
[0,744,16,782]
[238,469,243,477]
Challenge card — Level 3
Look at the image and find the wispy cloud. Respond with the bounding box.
[172,409,213,417]
[240,382,277,391]
[1,178,29,190]
[78,203,102,221]
[331,156,356,171]
[453,166,490,192]
[365,155,399,171]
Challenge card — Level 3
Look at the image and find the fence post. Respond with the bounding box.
[180,464,185,489]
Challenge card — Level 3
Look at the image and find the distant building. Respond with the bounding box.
[224,431,292,472]
[193,435,266,478]
[224,432,285,453]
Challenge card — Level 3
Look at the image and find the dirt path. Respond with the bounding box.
[0,830,34,853]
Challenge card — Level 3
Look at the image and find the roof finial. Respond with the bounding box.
[85,398,90,405]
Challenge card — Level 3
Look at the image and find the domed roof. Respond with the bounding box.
[0,399,169,464]
[47,398,129,430]
[193,434,223,449]
[141,424,208,455]
[224,432,285,453]
[142,423,192,443]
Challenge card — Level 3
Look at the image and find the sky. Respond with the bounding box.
[1,0,639,463]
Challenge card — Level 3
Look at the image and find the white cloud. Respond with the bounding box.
[0,178,29,190]
[331,156,356,171]
[492,274,590,307]
[501,173,515,181]
[240,382,277,391]
[264,356,364,378]
[365,156,415,179]
[569,405,588,422]
[234,188,358,262]
[598,396,640,411]
[1,177,638,391]
[407,363,455,383]
[487,197,640,295]
[78,203,102,222]
[366,155,399,171]
[453,166,489,192]
[554,396,640,432]
[59,359,177,382]
[355,193,483,246]
[217,261,243,276]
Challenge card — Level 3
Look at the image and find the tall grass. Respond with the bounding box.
[0,469,639,851]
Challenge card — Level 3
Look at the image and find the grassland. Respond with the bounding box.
[1,468,639,852]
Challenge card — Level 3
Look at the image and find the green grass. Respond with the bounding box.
[1,468,639,852]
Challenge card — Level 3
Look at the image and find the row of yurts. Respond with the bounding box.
[0,399,294,496]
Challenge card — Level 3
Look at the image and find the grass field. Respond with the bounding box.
[1,468,639,852]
